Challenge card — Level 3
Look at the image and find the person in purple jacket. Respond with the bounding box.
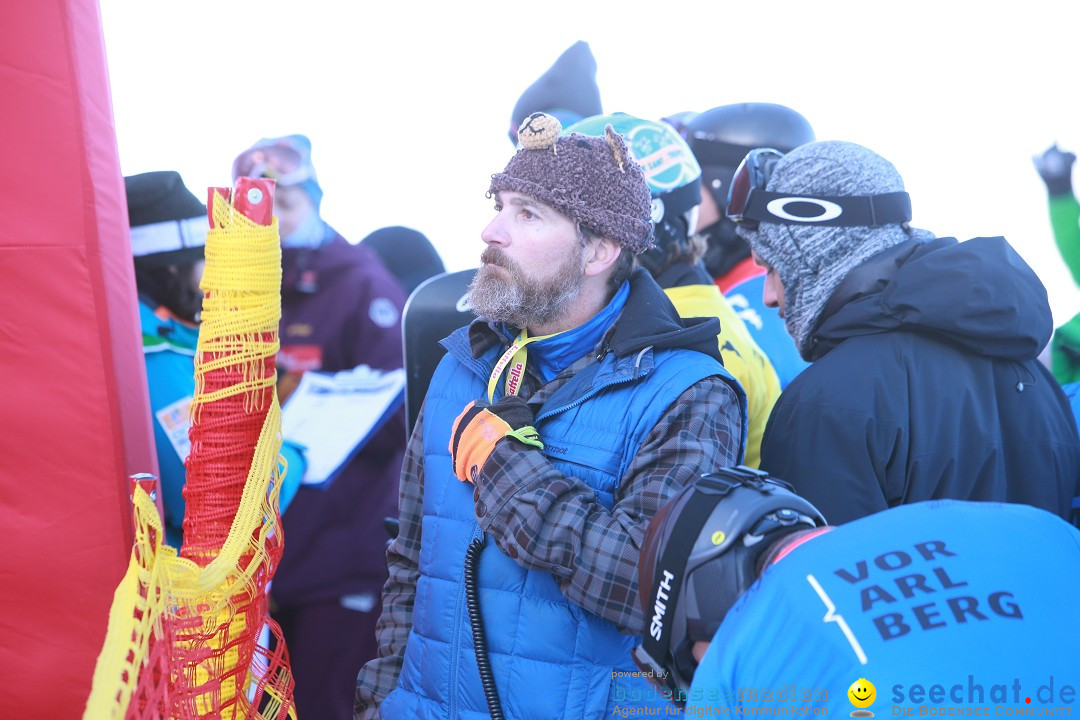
[232,134,408,720]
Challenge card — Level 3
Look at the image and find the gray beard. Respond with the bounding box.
[466,247,584,330]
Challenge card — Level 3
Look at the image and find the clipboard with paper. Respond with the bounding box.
[281,365,405,488]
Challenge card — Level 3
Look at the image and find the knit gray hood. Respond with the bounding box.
[737,140,934,359]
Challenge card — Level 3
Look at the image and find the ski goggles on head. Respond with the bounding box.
[726,147,913,229]
[232,142,314,187]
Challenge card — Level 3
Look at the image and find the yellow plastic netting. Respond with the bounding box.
[85,186,296,720]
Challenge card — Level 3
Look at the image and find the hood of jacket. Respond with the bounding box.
[809,236,1052,362]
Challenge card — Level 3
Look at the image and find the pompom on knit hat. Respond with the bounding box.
[737,140,934,359]
[489,112,654,254]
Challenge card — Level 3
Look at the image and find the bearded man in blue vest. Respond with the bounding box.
[355,112,748,719]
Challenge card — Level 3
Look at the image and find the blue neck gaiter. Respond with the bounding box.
[528,280,630,383]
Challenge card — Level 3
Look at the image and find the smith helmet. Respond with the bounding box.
[634,466,826,703]
[566,113,702,271]
[684,103,816,213]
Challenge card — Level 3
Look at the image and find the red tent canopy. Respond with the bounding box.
[0,1,156,716]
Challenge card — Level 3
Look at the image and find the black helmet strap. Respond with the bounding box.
[638,483,715,675]
[635,467,772,697]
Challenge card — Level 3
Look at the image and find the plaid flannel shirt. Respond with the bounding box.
[355,326,743,718]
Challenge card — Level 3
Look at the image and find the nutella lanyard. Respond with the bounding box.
[486,328,557,402]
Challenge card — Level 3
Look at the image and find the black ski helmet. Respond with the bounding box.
[684,103,816,212]
[680,104,815,279]
[634,467,825,702]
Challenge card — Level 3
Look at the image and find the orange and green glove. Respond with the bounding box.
[449,395,544,483]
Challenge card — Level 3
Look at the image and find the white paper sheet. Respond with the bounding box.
[281,365,405,487]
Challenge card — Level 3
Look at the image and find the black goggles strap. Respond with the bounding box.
[743,190,912,227]
[656,180,702,220]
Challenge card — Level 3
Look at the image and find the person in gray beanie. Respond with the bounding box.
[356,112,747,720]
[729,139,1080,526]
[738,140,933,359]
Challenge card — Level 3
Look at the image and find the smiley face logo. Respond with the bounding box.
[848,678,876,716]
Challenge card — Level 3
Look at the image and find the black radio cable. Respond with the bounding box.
[464,535,505,720]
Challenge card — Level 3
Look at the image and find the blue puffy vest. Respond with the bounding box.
[382,326,742,719]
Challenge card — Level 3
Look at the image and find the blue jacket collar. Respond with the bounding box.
[526,280,629,383]
[443,268,723,374]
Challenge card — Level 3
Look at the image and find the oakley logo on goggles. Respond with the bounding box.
[726,147,912,229]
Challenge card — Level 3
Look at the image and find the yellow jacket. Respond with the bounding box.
[664,284,780,468]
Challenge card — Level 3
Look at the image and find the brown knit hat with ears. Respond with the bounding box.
[488,112,654,254]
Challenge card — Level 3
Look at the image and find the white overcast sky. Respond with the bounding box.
[99,0,1080,325]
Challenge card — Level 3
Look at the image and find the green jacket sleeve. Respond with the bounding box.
[1049,193,1080,286]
